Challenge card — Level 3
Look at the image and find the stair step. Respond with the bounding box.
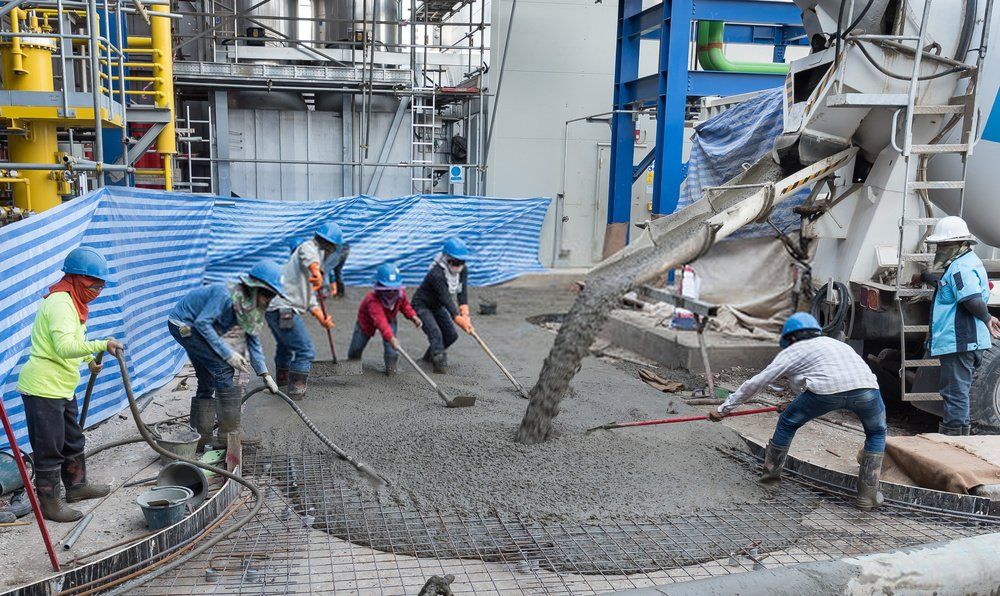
[827,93,908,108]
[896,287,934,297]
[902,217,941,225]
[908,180,965,190]
[901,253,934,262]
[902,392,941,402]
[903,359,940,367]
[911,143,969,154]
[911,104,965,114]
[902,325,929,333]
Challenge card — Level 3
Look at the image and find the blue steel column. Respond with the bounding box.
[604,0,642,254]
[652,0,692,216]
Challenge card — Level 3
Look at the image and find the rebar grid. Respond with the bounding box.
[137,447,1000,595]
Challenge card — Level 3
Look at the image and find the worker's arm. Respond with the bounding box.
[298,241,322,308]
[960,294,992,324]
[456,266,469,307]
[191,290,236,361]
[245,332,268,376]
[369,300,395,341]
[429,268,460,318]
[48,301,109,360]
[717,352,794,414]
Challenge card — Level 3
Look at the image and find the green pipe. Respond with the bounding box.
[696,20,790,74]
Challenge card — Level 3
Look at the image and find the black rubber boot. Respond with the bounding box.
[190,398,216,450]
[938,422,963,436]
[856,451,885,510]
[431,351,448,374]
[36,468,82,522]
[385,353,399,376]
[286,371,309,401]
[215,386,244,437]
[275,367,290,389]
[62,455,110,503]
[759,441,789,484]
[421,348,433,363]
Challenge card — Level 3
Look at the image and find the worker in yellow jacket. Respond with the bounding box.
[16,247,122,522]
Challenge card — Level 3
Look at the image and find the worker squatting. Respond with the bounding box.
[14,216,1000,521]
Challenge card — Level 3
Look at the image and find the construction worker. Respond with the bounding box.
[913,216,1000,435]
[265,222,342,398]
[412,237,473,373]
[347,263,422,375]
[168,260,285,448]
[708,313,888,510]
[323,241,350,300]
[16,247,123,522]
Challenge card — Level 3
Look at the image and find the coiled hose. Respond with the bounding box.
[810,281,852,335]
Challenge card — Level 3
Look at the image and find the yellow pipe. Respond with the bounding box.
[151,1,174,190]
[8,8,26,75]
[99,86,163,97]
[100,60,162,70]
[98,72,162,83]
[127,35,152,47]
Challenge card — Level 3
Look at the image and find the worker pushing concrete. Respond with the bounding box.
[347,263,423,375]
[412,237,474,374]
[912,216,1000,435]
[16,247,123,522]
[709,313,888,510]
[265,222,344,398]
[167,260,285,449]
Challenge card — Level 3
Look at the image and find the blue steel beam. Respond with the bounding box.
[691,0,803,24]
[606,0,643,232]
[641,22,808,43]
[633,148,656,183]
[652,0,692,216]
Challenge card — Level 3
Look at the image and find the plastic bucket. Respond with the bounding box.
[156,461,209,508]
[153,422,201,463]
[0,451,23,495]
[136,486,193,530]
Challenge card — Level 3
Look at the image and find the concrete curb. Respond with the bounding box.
[612,532,1000,595]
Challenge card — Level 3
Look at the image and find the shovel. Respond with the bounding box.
[314,291,362,376]
[396,343,476,408]
[469,329,529,399]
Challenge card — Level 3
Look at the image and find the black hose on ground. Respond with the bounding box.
[103,350,264,596]
[810,281,852,336]
[84,435,144,458]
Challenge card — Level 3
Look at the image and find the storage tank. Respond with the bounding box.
[313,0,401,50]
[236,0,299,43]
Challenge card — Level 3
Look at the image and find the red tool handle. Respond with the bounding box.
[316,292,337,363]
[604,406,778,430]
[0,398,60,571]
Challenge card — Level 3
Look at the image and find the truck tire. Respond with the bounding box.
[971,341,1000,435]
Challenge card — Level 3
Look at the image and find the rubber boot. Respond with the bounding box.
[938,422,963,436]
[215,386,244,438]
[286,371,309,401]
[190,398,216,450]
[420,348,432,363]
[35,468,82,522]
[62,455,110,503]
[962,424,972,436]
[759,441,788,484]
[431,351,448,374]
[384,353,399,376]
[856,451,885,510]
[275,367,290,389]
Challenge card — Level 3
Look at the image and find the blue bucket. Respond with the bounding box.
[0,452,23,495]
[136,486,193,530]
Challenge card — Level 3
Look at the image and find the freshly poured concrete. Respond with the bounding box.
[247,286,770,522]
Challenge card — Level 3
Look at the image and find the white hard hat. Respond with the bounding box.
[926,215,977,244]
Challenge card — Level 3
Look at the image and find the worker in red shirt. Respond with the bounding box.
[347,263,422,375]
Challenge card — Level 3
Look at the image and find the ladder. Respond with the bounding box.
[410,89,439,194]
[890,0,990,401]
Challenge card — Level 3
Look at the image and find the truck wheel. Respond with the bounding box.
[971,342,1000,434]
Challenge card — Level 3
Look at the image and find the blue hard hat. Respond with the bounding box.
[315,222,344,246]
[780,312,821,348]
[442,237,470,261]
[243,259,286,298]
[62,246,111,282]
[374,263,403,289]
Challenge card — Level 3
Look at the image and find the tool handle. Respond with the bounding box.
[472,331,528,398]
[316,292,337,363]
[604,406,778,430]
[395,343,450,405]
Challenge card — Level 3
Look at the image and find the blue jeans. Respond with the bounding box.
[939,350,982,428]
[416,306,458,354]
[264,310,315,373]
[772,388,887,453]
[347,321,398,368]
[169,322,235,401]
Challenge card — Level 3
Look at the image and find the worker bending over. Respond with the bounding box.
[323,241,350,300]
[348,263,422,375]
[168,260,285,447]
[913,216,1000,435]
[17,247,122,522]
[709,313,887,510]
[265,222,343,398]
[412,237,474,374]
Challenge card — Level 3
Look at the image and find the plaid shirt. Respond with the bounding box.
[719,336,878,413]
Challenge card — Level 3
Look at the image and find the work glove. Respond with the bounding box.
[308,262,323,292]
[707,410,725,422]
[310,306,335,329]
[411,317,423,329]
[389,336,401,350]
[454,314,474,334]
[227,352,251,373]
[262,373,279,394]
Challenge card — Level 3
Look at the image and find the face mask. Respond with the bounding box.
[231,284,264,333]
[376,289,400,309]
[933,243,967,269]
[80,285,102,304]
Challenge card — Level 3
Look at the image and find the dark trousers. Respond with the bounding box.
[265,310,315,373]
[939,350,983,428]
[416,306,458,354]
[347,321,398,368]
[169,322,235,403]
[22,395,85,471]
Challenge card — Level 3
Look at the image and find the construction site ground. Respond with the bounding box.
[0,279,953,593]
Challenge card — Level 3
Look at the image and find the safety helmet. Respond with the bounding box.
[442,237,470,261]
[926,216,977,244]
[374,263,403,289]
[780,312,822,349]
[315,222,344,246]
[242,259,286,298]
[62,246,111,282]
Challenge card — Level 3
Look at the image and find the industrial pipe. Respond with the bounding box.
[150,1,174,190]
[696,21,789,74]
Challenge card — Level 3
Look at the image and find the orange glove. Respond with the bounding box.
[310,306,334,329]
[308,262,323,292]
[459,304,470,317]
[454,314,474,334]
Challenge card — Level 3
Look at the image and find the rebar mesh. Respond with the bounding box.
[137,447,1000,595]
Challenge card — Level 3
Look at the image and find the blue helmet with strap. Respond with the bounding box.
[242,259,286,298]
[780,312,822,349]
[442,237,470,261]
[62,246,111,282]
[374,263,403,289]
[316,222,344,246]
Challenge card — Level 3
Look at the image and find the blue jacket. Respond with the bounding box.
[929,251,992,356]
[169,284,268,374]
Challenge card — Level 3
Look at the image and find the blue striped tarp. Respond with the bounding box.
[1,189,549,451]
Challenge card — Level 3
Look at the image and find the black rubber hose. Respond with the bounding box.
[956,0,977,61]
[103,350,263,596]
[840,0,875,39]
[810,281,852,335]
[85,435,144,458]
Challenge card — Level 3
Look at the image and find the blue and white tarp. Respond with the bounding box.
[678,88,806,238]
[1,188,549,451]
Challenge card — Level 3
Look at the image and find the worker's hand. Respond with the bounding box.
[459,304,470,318]
[454,315,474,334]
[775,402,789,413]
[707,410,726,422]
[262,373,279,394]
[308,262,324,292]
[105,339,124,356]
[390,336,401,350]
[88,359,103,375]
[411,317,423,329]
[990,316,1000,339]
[329,282,338,297]
[910,272,923,286]
[226,352,251,373]
[310,306,334,329]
